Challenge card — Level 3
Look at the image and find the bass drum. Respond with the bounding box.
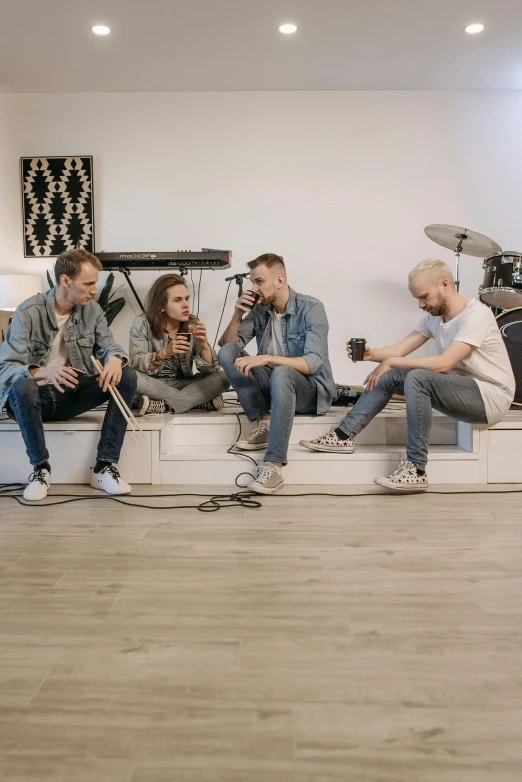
[496,307,522,403]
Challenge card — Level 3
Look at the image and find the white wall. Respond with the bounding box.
[1,91,522,383]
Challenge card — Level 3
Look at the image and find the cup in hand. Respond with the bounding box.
[243,290,261,310]
[350,338,366,362]
[175,331,193,352]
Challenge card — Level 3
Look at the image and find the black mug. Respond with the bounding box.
[350,338,366,362]
[243,290,261,310]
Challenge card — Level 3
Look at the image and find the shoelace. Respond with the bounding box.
[100,464,120,482]
[148,400,166,414]
[255,464,275,482]
[251,425,268,441]
[28,469,48,485]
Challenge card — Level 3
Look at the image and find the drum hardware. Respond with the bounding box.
[424,224,502,293]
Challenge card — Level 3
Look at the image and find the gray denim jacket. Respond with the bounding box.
[129,314,221,378]
[0,288,127,413]
[219,287,336,414]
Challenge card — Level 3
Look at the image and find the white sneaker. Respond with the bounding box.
[23,467,51,501]
[90,464,132,495]
[237,423,270,451]
[248,463,284,495]
[374,459,429,492]
[300,428,355,453]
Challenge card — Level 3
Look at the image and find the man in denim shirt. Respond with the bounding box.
[0,249,137,501]
[218,253,335,494]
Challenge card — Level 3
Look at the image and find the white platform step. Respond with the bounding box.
[159,443,481,485]
[159,404,458,450]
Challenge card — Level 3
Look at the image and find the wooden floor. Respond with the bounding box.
[1,484,522,782]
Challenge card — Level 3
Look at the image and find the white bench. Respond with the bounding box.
[1,401,520,485]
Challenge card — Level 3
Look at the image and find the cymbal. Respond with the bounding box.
[424,224,502,258]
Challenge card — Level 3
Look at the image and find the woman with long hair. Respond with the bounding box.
[129,274,229,415]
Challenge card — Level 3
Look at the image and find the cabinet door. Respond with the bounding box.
[0,430,151,483]
[487,430,522,483]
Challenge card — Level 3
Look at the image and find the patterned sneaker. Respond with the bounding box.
[299,429,355,453]
[23,467,51,501]
[249,463,284,495]
[236,423,270,451]
[374,460,429,492]
[190,395,224,412]
[90,464,132,495]
[137,396,171,416]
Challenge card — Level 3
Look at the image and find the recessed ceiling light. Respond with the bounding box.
[279,23,297,34]
[465,23,484,34]
[91,25,111,36]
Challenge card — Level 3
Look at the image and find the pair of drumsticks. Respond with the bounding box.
[90,356,147,442]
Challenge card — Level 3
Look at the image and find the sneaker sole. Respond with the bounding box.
[235,442,268,451]
[299,439,355,453]
[248,480,284,495]
[89,479,132,495]
[374,476,428,492]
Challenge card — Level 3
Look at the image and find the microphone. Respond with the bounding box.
[225,273,249,282]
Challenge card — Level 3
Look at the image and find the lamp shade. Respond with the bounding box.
[0,274,45,312]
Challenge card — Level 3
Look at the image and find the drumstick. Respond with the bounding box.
[90,357,146,441]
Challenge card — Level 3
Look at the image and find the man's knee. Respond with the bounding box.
[270,365,298,390]
[117,365,137,393]
[8,377,40,406]
[404,368,433,390]
[218,342,242,370]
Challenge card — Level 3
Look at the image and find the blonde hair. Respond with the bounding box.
[408,258,455,287]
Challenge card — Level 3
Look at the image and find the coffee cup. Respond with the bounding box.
[350,338,366,362]
[244,290,261,310]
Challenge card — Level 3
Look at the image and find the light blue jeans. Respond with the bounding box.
[218,343,318,464]
[337,368,488,469]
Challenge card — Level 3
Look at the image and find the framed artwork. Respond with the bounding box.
[21,156,94,257]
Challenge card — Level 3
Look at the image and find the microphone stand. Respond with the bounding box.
[225,272,249,297]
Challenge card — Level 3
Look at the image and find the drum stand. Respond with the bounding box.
[453,234,467,292]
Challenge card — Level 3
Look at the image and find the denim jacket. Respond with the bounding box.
[219,287,335,414]
[0,288,127,413]
[129,314,221,378]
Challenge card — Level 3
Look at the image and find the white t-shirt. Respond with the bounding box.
[38,312,70,386]
[415,298,515,424]
[267,311,285,366]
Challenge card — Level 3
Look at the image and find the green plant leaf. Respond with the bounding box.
[46,270,54,289]
[104,297,126,326]
[97,273,114,311]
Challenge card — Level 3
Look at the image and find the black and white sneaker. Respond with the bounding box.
[137,396,171,416]
[23,467,51,501]
[374,460,428,492]
[299,428,355,453]
[190,394,224,412]
[90,464,132,495]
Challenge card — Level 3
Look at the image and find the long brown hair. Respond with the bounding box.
[144,274,197,339]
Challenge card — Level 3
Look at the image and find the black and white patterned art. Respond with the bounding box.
[21,156,94,257]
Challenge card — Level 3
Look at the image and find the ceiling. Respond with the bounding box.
[1,0,522,92]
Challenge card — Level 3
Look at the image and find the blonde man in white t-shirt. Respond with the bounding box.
[300,259,515,491]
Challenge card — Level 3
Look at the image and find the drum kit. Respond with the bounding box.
[425,224,522,402]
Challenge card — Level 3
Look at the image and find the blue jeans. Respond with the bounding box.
[219,343,317,464]
[6,367,137,468]
[337,368,488,470]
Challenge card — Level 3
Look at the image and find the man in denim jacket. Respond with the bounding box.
[0,249,137,501]
[218,253,335,494]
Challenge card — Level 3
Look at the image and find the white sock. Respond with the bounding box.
[266,461,283,473]
[258,419,270,431]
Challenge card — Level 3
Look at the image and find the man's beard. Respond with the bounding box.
[428,294,449,317]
